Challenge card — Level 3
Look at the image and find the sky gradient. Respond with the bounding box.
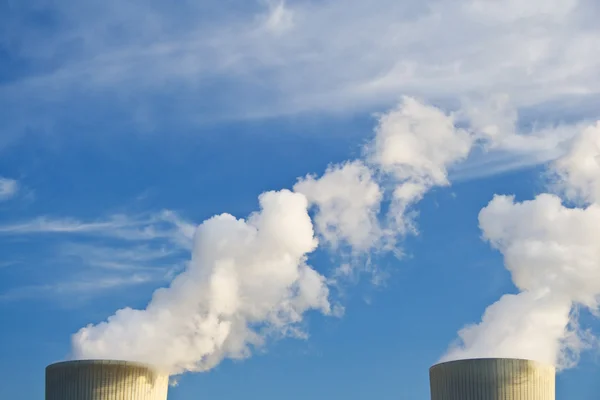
[1,1,600,399]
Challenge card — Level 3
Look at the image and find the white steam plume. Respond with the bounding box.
[294,160,384,253]
[73,190,330,374]
[72,97,475,375]
[553,122,600,204]
[295,97,474,255]
[441,122,600,370]
[368,97,472,234]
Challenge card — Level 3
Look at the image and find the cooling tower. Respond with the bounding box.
[46,360,169,400]
[429,358,555,400]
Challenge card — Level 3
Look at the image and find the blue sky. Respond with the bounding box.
[2,1,600,399]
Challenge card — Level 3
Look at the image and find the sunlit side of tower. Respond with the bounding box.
[46,360,169,400]
[430,358,555,400]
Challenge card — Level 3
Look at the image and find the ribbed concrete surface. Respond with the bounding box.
[430,358,555,400]
[46,360,169,400]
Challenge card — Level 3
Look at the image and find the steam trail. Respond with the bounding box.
[73,190,330,374]
[441,123,600,369]
[72,97,474,374]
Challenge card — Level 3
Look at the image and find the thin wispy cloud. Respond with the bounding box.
[450,95,588,181]
[260,0,295,34]
[0,211,195,247]
[59,242,184,271]
[0,274,158,302]
[2,0,599,143]
[0,177,18,201]
[0,210,195,303]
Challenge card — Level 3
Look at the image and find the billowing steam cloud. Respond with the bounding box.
[73,190,331,374]
[72,96,474,374]
[296,97,473,254]
[441,123,600,369]
[294,160,385,253]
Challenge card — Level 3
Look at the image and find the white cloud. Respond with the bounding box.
[0,210,195,301]
[4,0,600,377]
[59,242,184,272]
[294,97,476,251]
[3,0,599,128]
[294,161,384,252]
[441,121,600,370]
[370,97,472,187]
[459,94,579,155]
[259,0,295,34]
[294,97,475,281]
[2,97,478,343]
[71,190,331,375]
[3,91,592,374]
[552,122,600,204]
[0,177,18,201]
[369,97,473,233]
[441,291,576,368]
[2,0,598,181]
[0,210,195,247]
[0,274,157,302]
[443,92,596,181]
[463,0,578,23]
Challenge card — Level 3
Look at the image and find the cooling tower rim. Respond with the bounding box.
[46,359,163,373]
[429,357,555,372]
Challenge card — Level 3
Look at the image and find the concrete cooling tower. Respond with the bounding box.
[429,358,555,400]
[46,360,169,400]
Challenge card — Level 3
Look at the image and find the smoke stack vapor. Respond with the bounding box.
[70,97,474,375]
[441,123,600,370]
[72,190,331,374]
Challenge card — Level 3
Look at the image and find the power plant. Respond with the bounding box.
[45,360,169,400]
[45,357,556,399]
